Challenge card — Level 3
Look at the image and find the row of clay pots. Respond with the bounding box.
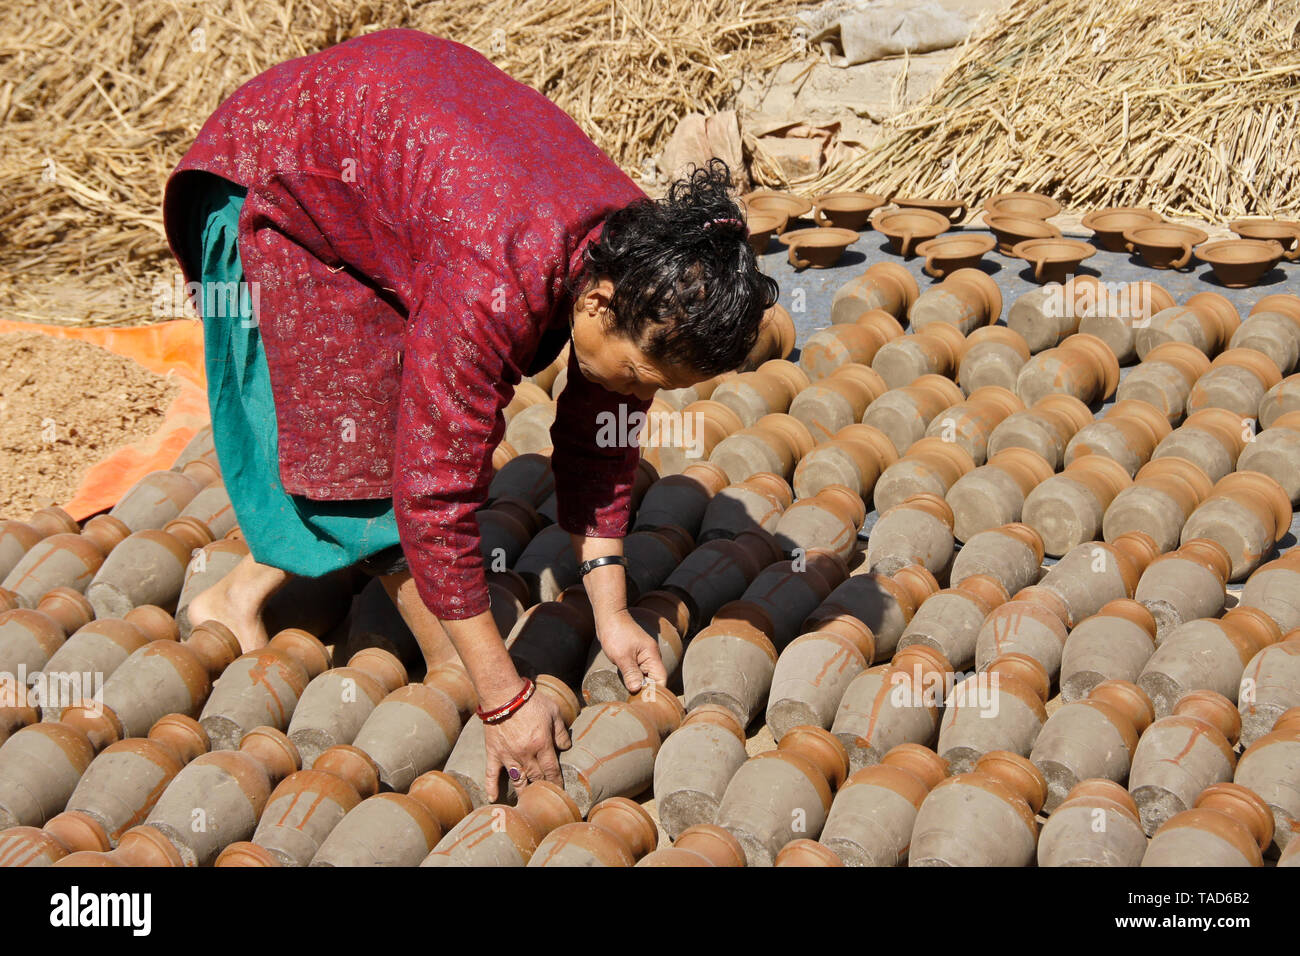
[787,363,888,442]
[799,309,904,381]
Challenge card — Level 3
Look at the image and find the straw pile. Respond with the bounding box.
[810,0,1300,222]
[0,0,799,327]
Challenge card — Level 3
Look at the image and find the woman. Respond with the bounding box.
[163,29,778,797]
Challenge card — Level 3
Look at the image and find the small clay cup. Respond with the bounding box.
[746,211,785,255]
[1081,207,1163,252]
[1124,224,1210,270]
[872,208,952,257]
[1229,219,1300,260]
[892,197,968,224]
[985,215,1061,255]
[983,192,1061,220]
[1194,239,1285,288]
[1011,238,1097,284]
[743,191,812,228]
[915,233,996,278]
[780,227,860,270]
[813,192,887,230]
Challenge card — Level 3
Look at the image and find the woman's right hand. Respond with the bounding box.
[483,687,573,802]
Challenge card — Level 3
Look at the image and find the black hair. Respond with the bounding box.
[570,157,781,377]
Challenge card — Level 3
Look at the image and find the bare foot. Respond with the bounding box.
[187,554,289,654]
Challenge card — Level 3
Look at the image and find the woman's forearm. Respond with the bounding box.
[441,610,526,709]
[571,533,631,626]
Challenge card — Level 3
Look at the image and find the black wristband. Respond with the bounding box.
[578,554,629,577]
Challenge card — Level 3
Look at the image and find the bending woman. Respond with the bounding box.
[163,29,778,797]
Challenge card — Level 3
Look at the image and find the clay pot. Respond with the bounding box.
[1076,279,1177,365]
[525,796,658,867]
[948,523,1045,597]
[1065,399,1172,477]
[1059,599,1158,702]
[909,750,1046,866]
[634,463,729,537]
[1125,223,1211,269]
[866,494,955,577]
[1128,689,1240,835]
[1029,681,1153,811]
[1012,238,1096,284]
[745,304,797,369]
[973,586,1071,677]
[1238,633,1300,747]
[108,469,207,532]
[831,262,919,324]
[312,771,472,866]
[716,725,849,865]
[922,385,1024,466]
[1102,455,1214,553]
[1138,606,1281,717]
[421,779,580,867]
[1234,707,1300,852]
[1239,411,1300,505]
[745,211,784,254]
[788,364,888,441]
[872,208,951,257]
[1229,218,1300,258]
[985,214,1061,255]
[488,451,554,507]
[1,515,130,609]
[1143,782,1273,866]
[1022,453,1132,557]
[1082,207,1164,251]
[871,322,966,390]
[1231,301,1300,375]
[583,608,684,704]
[1136,292,1241,361]
[780,227,859,270]
[1005,277,1093,355]
[50,823,187,867]
[0,587,93,676]
[870,435,975,514]
[142,726,300,865]
[812,565,939,662]
[1187,347,1283,419]
[799,311,905,380]
[772,485,866,561]
[743,191,812,226]
[1037,531,1159,627]
[1115,340,1212,424]
[1150,406,1248,482]
[742,550,849,648]
[986,392,1093,469]
[84,518,214,619]
[1180,470,1291,580]
[559,685,684,815]
[653,705,748,839]
[957,326,1031,394]
[1260,372,1300,427]
[767,615,875,738]
[709,413,815,484]
[893,197,968,223]
[915,233,995,278]
[945,446,1055,542]
[908,267,1003,335]
[812,191,886,230]
[937,652,1049,772]
[285,647,408,769]
[984,191,1061,220]
[818,743,947,866]
[0,508,79,582]
[636,822,747,867]
[1016,332,1120,407]
[897,574,1010,672]
[1037,779,1148,866]
[861,373,965,456]
[681,601,778,725]
[1239,552,1300,636]
[663,534,782,637]
[697,472,791,542]
[0,810,114,867]
[1196,238,1285,288]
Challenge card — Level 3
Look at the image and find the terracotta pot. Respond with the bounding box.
[860,373,965,456]
[986,392,1093,469]
[772,485,865,561]
[284,647,407,770]
[421,780,579,867]
[985,214,1061,255]
[1230,308,1300,376]
[780,227,859,270]
[1239,411,1300,505]
[1124,223,1211,270]
[0,587,93,677]
[744,304,797,369]
[948,523,1044,597]
[921,385,1024,467]
[944,446,1054,543]
[1228,218,1300,259]
[1115,340,1212,423]
[1235,706,1300,848]
[1075,278,1177,365]
[743,191,812,228]
[866,493,955,577]
[870,435,975,514]
[503,381,551,424]
[788,364,887,441]
[1015,331,1120,407]
[1038,778,1148,866]
[1037,531,1159,627]
[893,196,968,223]
[872,208,951,257]
[957,326,1031,394]
[108,469,206,532]
[311,771,472,866]
[1143,782,1273,866]
[712,364,806,427]
[1128,689,1240,835]
[636,823,747,867]
[799,311,904,380]
[1,516,130,610]
[528,797,658,867]
[1181,470,1291,581]
[984,191,1061,220]
[1195,238,1285,288]
[831,262,919,324]
[745,211,784,255]
[653,704,748,839]
[915,233,995,279]
[909,750,1046,866]
[765,616,874,740]
[0,810,115,867]
[1081,207,1164,251]
[0,508,79,583]
[1259,372,1300,427]
[1150,406,1248,483]
[1009,238,1094,285]
[1058,599,1157,702]
[698,472,791,542]
[871,321,967,389]
[488,451,554,507]
[831,645,952,769]
[973,586,1070,677]
[811,566,939,662]
[1064,398,1172,477]
[1187,347,1283,419]
[908,267,1003,336]
[897,573,1010,671]
[812,191,886,230]
[1102,455,1214,553]
[937,652,1050,774]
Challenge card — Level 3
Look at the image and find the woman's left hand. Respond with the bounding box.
[596,609,668,694]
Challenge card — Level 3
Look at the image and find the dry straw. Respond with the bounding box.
[0,0,798,326]
[807,0,1300,222]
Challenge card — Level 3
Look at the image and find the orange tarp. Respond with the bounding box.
[0,319,211,520]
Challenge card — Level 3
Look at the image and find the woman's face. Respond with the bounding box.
[569,278,711,401]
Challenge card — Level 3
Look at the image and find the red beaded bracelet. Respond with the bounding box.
[477,678,536,724]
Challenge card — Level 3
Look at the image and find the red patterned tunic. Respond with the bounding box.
[163,29,650,619]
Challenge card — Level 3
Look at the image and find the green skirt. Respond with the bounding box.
[186,176,402,577]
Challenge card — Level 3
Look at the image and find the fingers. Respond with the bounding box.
[617,657,646,694]
[639,642,669,685]
[484,750,502,804]
[537,745,563,787]
[553,713,572,751]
